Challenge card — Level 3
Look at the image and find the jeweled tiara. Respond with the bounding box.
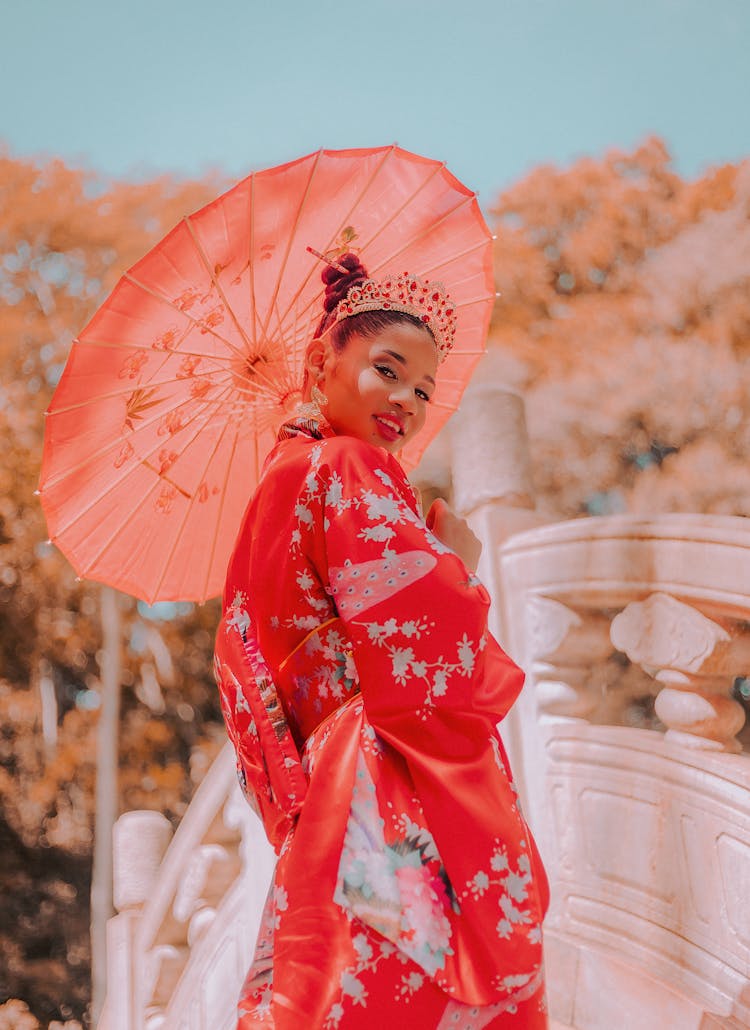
[333,273,457,362]
[306,247,456,361]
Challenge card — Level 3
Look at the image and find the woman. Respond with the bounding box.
[215,253,550,1028]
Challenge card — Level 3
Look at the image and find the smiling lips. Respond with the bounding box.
[373,414,405,441]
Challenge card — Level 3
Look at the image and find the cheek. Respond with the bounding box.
[413,405,428,433]
[355,368,384,398]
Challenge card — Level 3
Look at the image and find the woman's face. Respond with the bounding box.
[315,321,439,454]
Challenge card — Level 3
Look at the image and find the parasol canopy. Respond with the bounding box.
[39,146,495,603]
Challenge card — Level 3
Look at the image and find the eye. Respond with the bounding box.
[374,363,397,380]
[415,387,432,403]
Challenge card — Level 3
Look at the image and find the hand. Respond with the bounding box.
[426,498,482,572]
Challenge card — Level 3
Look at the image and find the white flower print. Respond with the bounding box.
[293,614,320,630]
[463,836,536,946]
[502,973,533,990]
[397,970,424,998]
[390,816,441,862]
[297,569,315,591]
[496,917,513,939]
[272,884,288,929]
[374,468,395,489]
[491,850,509,873]
[391,646,415,683]
[295,502,313,526]
[363,491,404,524]
[360,523,396,542]
[470,871,490,897]
[457,633,476,675]
[366,618,399,642]
[353,933,373,962]
[423,527,453,555]
[327,1002,345,1025]
[432,669,448,697]
[326,472,346,510]
[505,870,530,902]
[499,894,531,926]
[340,970,367,1005]
[324,934,401,1027]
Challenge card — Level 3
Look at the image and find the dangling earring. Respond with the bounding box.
[311,384,328,411]
[294,381,329,421]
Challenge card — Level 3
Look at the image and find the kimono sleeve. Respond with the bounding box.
[308,437,523,738]
[304,436,548,1004]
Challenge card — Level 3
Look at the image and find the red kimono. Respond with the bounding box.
[217,418,549,1029]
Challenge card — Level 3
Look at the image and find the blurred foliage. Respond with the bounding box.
[0,152,228,1024]
[2,136,750,1023]
[488,135,750,518]
[0,998,81,1029]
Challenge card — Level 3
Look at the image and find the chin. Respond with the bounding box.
[381,436,406,454]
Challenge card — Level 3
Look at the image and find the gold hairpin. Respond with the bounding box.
[306,246,350,275]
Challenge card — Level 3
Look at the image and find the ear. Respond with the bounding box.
[304,337,328,382]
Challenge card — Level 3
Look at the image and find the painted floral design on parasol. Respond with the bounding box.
[39,146,495,603]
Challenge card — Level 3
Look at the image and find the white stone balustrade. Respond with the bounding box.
[498,514,750,1029]
[98,744,275,1030]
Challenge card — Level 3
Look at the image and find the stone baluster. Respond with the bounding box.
[172,841,241,945]
[145,944,186,1009]
[113,810,174,911]
[104,811,174,1030]
[610,592,749,753]
[524,596,615,721]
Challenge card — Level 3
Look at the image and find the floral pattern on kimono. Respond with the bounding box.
[220,424,550,1028]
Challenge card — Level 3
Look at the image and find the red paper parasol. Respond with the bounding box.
[39,146,494,603]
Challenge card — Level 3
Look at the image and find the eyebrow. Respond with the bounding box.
[382,349,436,387]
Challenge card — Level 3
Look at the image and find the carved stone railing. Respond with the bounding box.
[497,514,750,1029]
[98,743,275,1030]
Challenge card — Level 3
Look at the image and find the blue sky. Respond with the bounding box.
[3,0,748,207]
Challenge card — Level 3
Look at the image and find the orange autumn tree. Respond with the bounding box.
[489,136,750,518]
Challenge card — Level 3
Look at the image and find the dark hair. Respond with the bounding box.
[315,252,433,351]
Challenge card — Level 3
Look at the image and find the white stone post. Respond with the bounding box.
[445,378,551,827]
[99,810,173,1029]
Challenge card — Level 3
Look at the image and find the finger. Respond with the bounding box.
[426,497,445,530]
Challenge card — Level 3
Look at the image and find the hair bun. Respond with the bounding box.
[321,252,369,314]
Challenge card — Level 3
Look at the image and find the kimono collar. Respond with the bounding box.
[276,413,423,516]
[276,414,337,443]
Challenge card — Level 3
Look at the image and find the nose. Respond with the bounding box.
[388,382,416,414]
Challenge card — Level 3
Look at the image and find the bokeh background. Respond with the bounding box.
[1,1,749,1025]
